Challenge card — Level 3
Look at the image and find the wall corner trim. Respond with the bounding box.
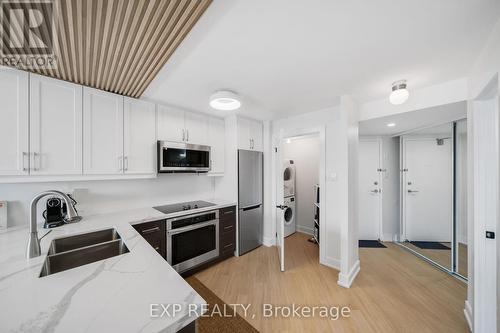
[337,259,360,288]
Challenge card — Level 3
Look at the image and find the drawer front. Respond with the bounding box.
[220,206,236,228]
[220,228,236,256]
[133,220,166,258]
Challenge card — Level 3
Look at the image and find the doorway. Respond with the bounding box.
[273,127,326,272]
[358,138,383,241]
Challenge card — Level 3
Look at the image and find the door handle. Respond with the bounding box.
[370,189,379,193]
[407,190,419,193]
[22,152,28,172]
[276,205,288,210]
[32,152,40,171]
[182,129,185,141]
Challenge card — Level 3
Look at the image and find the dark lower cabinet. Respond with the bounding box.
[177,319,196,333]
[132,219,166,259]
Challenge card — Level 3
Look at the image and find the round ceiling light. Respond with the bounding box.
[389,80,409,105]
[209,90,241,111]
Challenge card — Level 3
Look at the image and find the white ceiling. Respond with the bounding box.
[143,0,500,120]
[359,101,466,136]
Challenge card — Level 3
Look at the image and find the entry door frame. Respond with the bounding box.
[358,137,383,241]
[271,125,327,268]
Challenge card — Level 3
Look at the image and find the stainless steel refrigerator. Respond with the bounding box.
[238,149,263,255]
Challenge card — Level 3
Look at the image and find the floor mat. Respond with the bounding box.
[185,276,259,333]
[359,240,387,248]
[410,241,450,250]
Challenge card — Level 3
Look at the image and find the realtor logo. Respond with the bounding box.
[1,0,56,68]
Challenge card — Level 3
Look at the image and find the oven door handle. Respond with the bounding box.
[167,220,217,235]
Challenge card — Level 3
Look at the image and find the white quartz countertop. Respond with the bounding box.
[0,199,236,333]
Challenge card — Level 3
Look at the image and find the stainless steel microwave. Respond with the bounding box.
[157,141,211,173]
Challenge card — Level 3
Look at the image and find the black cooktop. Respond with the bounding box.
[153,200,216,215]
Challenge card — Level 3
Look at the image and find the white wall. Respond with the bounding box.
[381,136,400,241]
[1,175,215,227]
[283,135,320,235]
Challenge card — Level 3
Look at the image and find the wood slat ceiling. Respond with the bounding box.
[3,0,212,97]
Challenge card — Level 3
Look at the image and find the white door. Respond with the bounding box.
[358,139,382,240]
[250,120,263,151]
[0,68,29,175]
[208,117,225,174]
[30,74,83,175]
[123,98,156,174]
[275,137,285,271]
[403,137,452,242]
[237,117,252,150]
[157,105,185,142]
[83,87,124,175]
[185,111,208,144]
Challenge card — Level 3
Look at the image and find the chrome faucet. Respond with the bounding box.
[27,190,82,259]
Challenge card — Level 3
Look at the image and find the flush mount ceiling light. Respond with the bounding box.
[209,90,241,111]
[387,122,396,127]
[389,80,409,105]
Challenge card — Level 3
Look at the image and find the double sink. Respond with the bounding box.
[40,228,130,277]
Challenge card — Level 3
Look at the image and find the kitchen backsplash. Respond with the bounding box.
[0,175,215,227]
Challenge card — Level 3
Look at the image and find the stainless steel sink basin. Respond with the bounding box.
[40,229,129,277]
[48,228,121,255]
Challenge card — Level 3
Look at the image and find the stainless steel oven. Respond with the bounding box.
[166,210,219,273]
[157,141,211,173]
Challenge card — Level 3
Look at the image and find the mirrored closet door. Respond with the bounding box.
[399,120,467,280]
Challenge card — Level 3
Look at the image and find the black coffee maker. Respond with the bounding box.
[43,194,78,228]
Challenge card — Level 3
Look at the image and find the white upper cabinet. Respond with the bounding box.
[123,97,156,174]
[250,120,263,151]
[30,74,83,175]
[0,68,29,176]
[237,117,263,151]
[208,117,225,175]
[157,104,209,144]
[184,111,208,144]
[83,87,124,175]
[157,105,185,142]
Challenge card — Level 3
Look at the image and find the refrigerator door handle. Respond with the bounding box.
[241,204,262,211]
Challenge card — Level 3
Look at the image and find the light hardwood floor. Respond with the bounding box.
[195,233,469,333]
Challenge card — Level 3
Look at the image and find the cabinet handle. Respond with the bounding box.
[223,243,234,249]
[142,226,160,234]
[182,129,185,141]
[124,156,128,171]
[223,225,233,230]
[154,247,160,251]
[186,129,189,142]
[32,152,40,171]
[22,152,28,172]
[118,157,123,172]
[223,210,234,215]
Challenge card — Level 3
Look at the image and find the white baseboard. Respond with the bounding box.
[337,260,360,289]
[464,300,473,332]
[296,225,314,235]
[320,256,340,270]
[263,236,275,247]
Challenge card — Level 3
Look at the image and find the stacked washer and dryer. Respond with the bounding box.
[283,160,296,237]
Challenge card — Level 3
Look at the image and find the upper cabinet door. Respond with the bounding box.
[250,120,263,152]
[123,98,156,174]
[83,87,124,175]
[30,74,83,175]
[208,117,225,174]
[157,105,185,142]
[237,117,251,150]
[184,111,208,144]
[0,68,29,175]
